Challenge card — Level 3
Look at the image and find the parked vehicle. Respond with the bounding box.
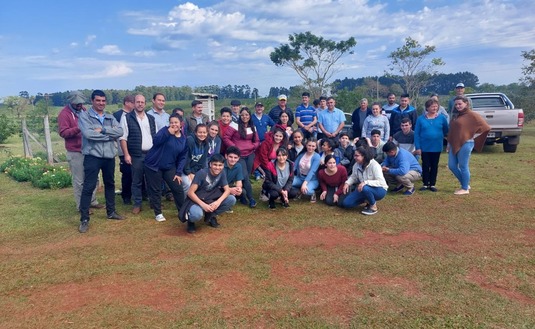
[465,93,524,153]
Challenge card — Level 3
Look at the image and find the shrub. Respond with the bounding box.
[0,114,17,144]
[1,156,71,189]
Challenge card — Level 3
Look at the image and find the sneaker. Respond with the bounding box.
[240,197,248,205]
[361,208,378,215]
[310,194,317,203]
[78,220,89,233]
[429,186,438,192]
[391,185,404,192]
[225,210,234,214]
[419,186,429,191]
[259,192,269,202]
[363,203,370,211]
[282,202,290,208]
[107,212,125,220]
[454,189,469,195]
[268,200,276,210]
[249,199,257,208]
[155,214,166,222]
[295,193,302,200]
[207,217,220,228]
[403,187,415,196]
[255,175,261,181]
[186,221,196,233]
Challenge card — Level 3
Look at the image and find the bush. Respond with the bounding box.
[1,156,71,189]
[0,114,17,144]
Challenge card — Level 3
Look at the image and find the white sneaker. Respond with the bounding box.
[155,214,166,222]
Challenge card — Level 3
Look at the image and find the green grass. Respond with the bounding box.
[0,125,534,328]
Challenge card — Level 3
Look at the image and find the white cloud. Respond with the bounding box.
[85,35,96,46]
[97,45,122,55]
[70,42,78,47]
[134,50,156,57]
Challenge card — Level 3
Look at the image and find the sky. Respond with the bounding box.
[1,0,534,99]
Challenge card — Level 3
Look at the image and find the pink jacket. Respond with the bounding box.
[223,123,260,157]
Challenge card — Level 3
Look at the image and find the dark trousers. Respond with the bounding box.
[131,154,146,207]
[145,166,185,216]
[323,186,338,206]
[421,152,441,186]
[239,153,255,201]
[267,187,299,202]
[80,155,116,222]
[119,156,132,202]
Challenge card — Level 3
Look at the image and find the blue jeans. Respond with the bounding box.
[187,195,237,222]
[292,175,319,196]
[341,185,387,208]
[448,141,474,190]
[239,154,255,201]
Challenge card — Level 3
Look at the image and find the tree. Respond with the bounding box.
[387,37,444,107]
[270,31,356,98]
[521,49,535,86]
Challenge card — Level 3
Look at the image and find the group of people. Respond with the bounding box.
[58,85,490,234]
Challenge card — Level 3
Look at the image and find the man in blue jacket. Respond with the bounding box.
[381,141,422,195]
[78,90,125,233]
[389,94,418,136]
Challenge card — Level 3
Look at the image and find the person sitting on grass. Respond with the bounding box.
[381,141,422,196]
[318,154,348,206]
[288,130,305,162]
[337,132,354,173]
[262,147,299,209]
[179,154,236,233]
[341,147,388,215]
[293,139,321,203]
[319,138,343,168]
[223,146,244,213]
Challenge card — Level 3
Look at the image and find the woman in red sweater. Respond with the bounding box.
[223,107,260,207]
[318,154,348,206]
[253,127,288,175]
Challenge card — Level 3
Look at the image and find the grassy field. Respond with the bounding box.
[0,125,534,328]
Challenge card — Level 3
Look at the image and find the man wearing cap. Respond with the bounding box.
[230,100,241,123]
[448,83,467,115]
[78,90,124,233]
[251,102,275,142]
[295,92,317,139]
[113,95,135,204]
[58,91,103,213]
[120,94,156,215]
[269,95,294,127]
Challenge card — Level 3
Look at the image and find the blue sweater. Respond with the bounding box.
[252,114,275,142]
[414,114,449,152]
[145,127,187,176]
[382,147,422,176]
[389,105,418,135]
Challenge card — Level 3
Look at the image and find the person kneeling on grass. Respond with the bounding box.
[381,141,422,196]
[262,147,299,209]
[179,154,236,233]
[341,147,388,215]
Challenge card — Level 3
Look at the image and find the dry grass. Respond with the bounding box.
[0,125,534,328]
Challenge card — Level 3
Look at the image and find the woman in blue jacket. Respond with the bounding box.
[293,139,321,202]
[144,114,188,222]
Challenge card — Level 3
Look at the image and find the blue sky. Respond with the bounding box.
[1,0,534,99]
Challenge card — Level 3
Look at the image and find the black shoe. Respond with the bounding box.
[208,217,220,228]
[282,202,290,208]
[123,198,132,205]
[240,196,248,205]
[187,221,196,233]
[419,186,429,191]
[79,220,89,233]
[107,212,125,220]
[429,186,438,192]
[268,200,276,210]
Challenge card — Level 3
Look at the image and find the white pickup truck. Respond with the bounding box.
[465,93,524,153]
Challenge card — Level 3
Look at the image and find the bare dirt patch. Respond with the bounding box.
[466,269,535,306]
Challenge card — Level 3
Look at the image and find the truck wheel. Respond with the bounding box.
[503,139,517,153]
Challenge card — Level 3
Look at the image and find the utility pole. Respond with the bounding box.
[43,93,54,164]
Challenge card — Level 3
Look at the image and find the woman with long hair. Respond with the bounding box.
[253,127,288,174]
[206,121,222,162]
[288,130,305,162]
[262,147,299,209]
[447,95,490,195]
[341,147,388,215]
[223,107,260,207]
[318,154,348,206]
[415,98,449,192]
[293,138,321,203]
[144,114,187,222]
[361,102,390,141]
[182,123,209,193]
